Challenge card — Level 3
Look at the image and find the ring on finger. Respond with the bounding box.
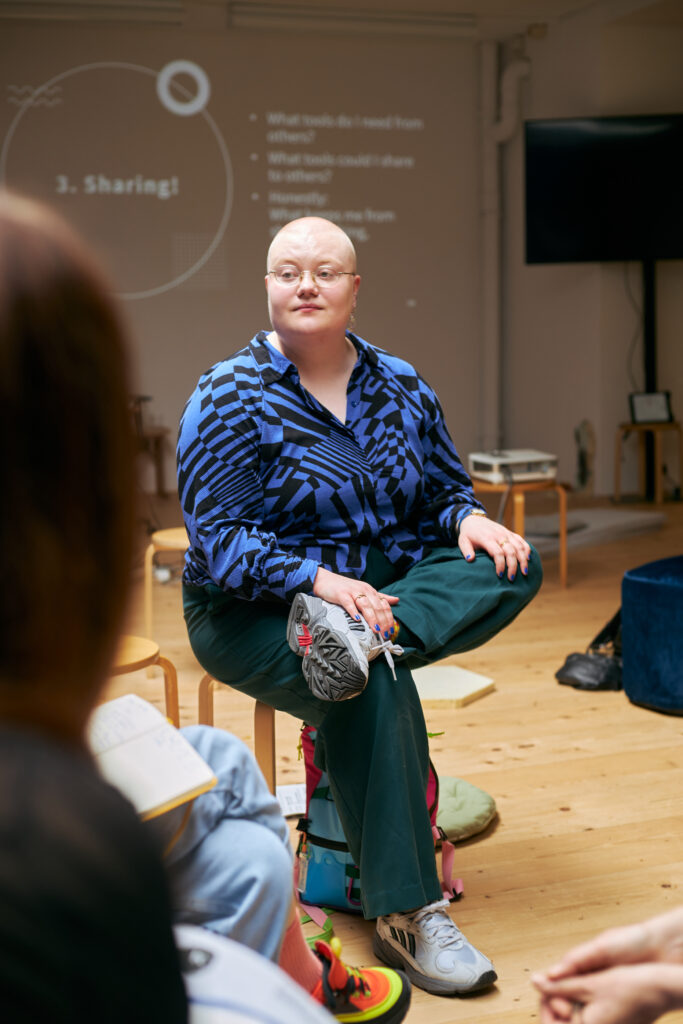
[355,594,365,602]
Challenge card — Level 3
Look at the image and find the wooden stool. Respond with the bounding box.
[111,635,180,727]
[144,527,188,642]
[198,674,276,794]
[473,478,568,587]
[614,421,682,505]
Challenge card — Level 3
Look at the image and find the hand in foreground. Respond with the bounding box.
[312,566,399,639]
[533,962,683,1024]
[457,512,531,581]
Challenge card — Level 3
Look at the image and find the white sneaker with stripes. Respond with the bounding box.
[373,900,497,996]
[287,593,403,702]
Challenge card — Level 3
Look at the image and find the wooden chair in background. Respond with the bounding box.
[144,527,188,642]
[473,477,568,586]
[111,635,180,727]
[614,420,682,505]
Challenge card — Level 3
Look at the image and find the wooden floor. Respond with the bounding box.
[105,494,683,1024]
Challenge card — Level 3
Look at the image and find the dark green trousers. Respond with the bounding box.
[183,545,542,918]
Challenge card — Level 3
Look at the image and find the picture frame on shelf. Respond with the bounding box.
[629,391,673,425]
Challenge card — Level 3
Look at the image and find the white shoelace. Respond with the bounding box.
[409,900,464,948]
[368,636,404,679]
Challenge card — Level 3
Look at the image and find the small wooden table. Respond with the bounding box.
[472,477,568,587]
[614,421,682,505]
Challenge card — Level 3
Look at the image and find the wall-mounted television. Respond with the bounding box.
[524,113,683,264]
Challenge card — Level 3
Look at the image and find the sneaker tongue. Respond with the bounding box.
[314,939,350,991]
[414,903,464,947]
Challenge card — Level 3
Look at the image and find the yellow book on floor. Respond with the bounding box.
[88,693,217,820]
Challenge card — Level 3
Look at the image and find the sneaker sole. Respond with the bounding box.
[288,594,367,701]
[372,932,497,997]
[303,640,367,700]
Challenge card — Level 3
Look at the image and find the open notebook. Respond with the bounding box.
[88,694,216,819]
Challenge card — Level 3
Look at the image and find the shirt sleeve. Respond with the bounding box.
[177,365,319,602]
[410,372,486,542]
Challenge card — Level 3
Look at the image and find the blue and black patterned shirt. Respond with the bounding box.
[177,332,484,603]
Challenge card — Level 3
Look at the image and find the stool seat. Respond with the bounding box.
[144,527,188,642]
[148,527,188,551]
[472,477,568,586]
[113,635,165,673]
[111,634,180,727]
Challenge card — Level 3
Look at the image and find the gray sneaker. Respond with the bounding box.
[287,593,403,701]
[373,900,497,996]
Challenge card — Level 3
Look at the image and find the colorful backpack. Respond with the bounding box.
[295,725,461,914]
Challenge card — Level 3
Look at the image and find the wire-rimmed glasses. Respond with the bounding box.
[268,266,355,287]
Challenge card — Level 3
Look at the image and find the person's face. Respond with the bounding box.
[265,220,360,341]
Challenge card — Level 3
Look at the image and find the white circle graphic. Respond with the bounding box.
[0,61,232,301]
[156,60,210,117]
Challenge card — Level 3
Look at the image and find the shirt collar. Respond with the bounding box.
[249,330,378,385]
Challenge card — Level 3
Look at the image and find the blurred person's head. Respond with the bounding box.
[0,191,135,743]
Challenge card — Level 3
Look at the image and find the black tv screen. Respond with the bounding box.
[524,113,683,264]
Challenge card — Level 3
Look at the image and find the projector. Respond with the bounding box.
[468,449,558,485]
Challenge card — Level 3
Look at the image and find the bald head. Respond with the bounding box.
[267,217,357,273]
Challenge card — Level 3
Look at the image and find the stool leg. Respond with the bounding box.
[638,433,646,499]
[502,491,513,530]
[198,673,216,726]
[144,542,155,641]
[512,492,525,537]
[254,700,276,795]
[614,428,622,502]
[654,430,663,504]
[157,655,179,727]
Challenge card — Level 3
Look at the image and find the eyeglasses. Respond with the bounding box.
[268,266,355,288]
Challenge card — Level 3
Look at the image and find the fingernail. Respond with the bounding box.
[465,554,473,561]
[523,567,528,576]
[375,624,380,632]
[497,570,504,578]
[384,630,390,638]
[390,625,395,634]
[509,573,516,582]
[355,615,361,621]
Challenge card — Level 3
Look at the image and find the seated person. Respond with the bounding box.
[0,190,187,1022]
[0,191,408,1024]
[177,215,543,997]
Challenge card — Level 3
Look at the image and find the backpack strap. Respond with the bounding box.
[588,608,622,655]
[433,825,464,901]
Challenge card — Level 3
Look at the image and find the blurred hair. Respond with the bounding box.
[0,191,135,739]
